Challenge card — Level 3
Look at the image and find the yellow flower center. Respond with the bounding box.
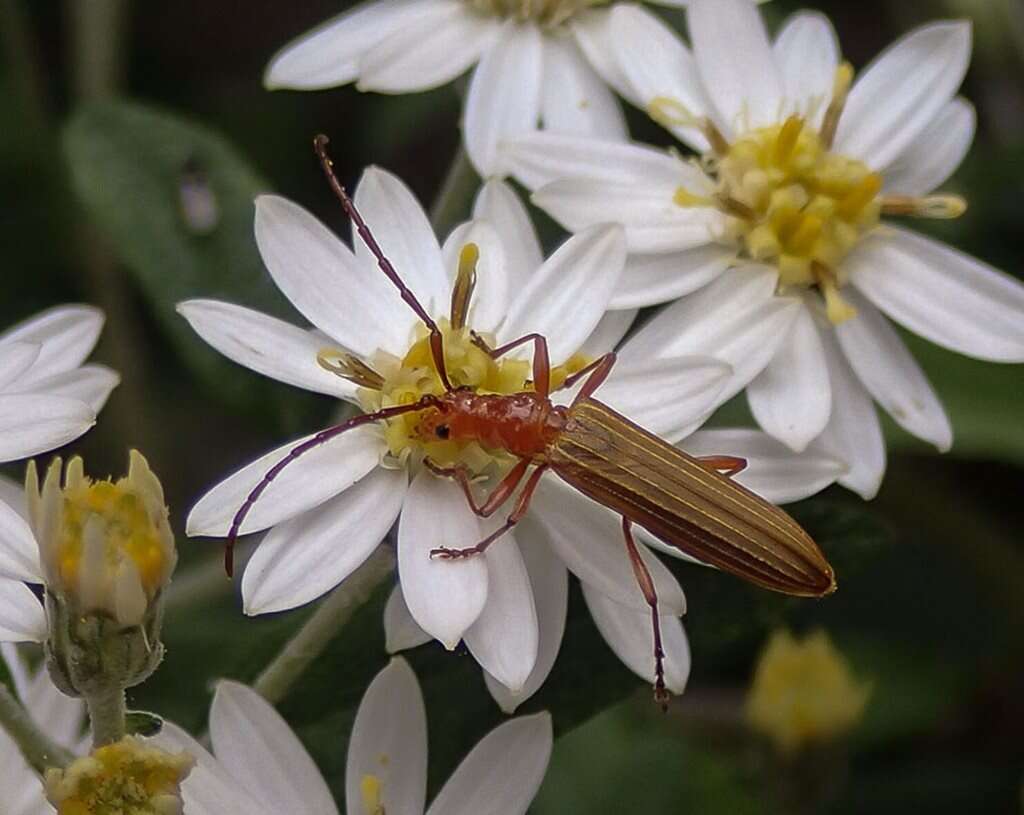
[655,64,966,324]
[465,0,608,26]
[319,241,589,475]
[45,736,194,815]
[59,478,167,596]
[745,629,871,754]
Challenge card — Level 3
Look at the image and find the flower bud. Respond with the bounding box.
[746,629,871,754]
[44,735,194,815]
[27,450,176,696]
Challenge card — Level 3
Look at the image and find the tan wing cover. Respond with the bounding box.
[549,399,835,597]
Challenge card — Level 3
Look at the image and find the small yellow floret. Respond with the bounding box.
[30,451,176,626]
[45,736,194,815]
[746,629,871,754]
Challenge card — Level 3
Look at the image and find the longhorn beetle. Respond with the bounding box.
[226,135,836,704]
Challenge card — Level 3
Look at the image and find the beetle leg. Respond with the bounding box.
[697,455,748,477]
[479,333,552,399]
[423,457,529,517]
[622,517,671,709]
[431,465,547,559]
[567,353,618,406]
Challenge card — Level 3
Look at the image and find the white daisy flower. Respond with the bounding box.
[0,643,86,815]
[0,305,118,464]
[504,0,1024,499]
[181,159,841,700]
[157,658,552,815]
[262,0,732,176]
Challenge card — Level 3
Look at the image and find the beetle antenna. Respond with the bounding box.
[223,396,439,576]
[314,135,453,390]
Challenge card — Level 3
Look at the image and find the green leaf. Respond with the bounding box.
[125,710,164,737]
[61,99,303,415]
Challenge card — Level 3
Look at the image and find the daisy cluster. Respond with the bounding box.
[0,0,1020,811]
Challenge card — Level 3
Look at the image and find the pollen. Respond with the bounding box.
[746,629,871,754]
[44,736,194,815]
[30,451,176,627]
[361,774,386,815]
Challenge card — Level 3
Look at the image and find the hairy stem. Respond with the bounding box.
[85,685,126,747]
[253,547,395,704]
[0,684,74,773]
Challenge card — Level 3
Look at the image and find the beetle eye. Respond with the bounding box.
[435,425,450,440]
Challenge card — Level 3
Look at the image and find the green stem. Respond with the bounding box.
[429,143,479,238]
[253,547,394,704]
[85,685,126,747]
[0,684,74,772]
[66,0,128,100]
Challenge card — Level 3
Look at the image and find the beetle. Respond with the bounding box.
[225,135,836,703]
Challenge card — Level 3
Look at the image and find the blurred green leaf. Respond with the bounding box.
[62,99,303,415]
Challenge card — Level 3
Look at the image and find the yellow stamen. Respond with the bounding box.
[450,242,480,331]
[318,349,385,390]
[773,115,804,166]
[673,186,713,208]
[361,774,385,815]
[835,173,883,220]
[820,62,854,148]
[880,194,967,219]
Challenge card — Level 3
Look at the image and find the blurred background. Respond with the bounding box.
[2,0,1023,811]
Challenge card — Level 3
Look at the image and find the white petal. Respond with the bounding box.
[0,498,41,583]
[579,309,636,357]
[484,530,568,713]
[529,480,686,614]
[0,305,103,386]
[426,712,552,815]
[773,11,839,123]
[532,178,723,255]
[346,658,428,815]
[19,365,119,415]
[625,265,802,402]
[0,581,45,642]
[848,227,1024,362]
[0,343,40,391]
[254,195,408,359]
[353,166,450,316]
[610,245,735,310]
[177,300,357,400]
[472,179,542,291]
[464,23,543,177]
[158,721,270,815]
[464,533,538,692]
[610,4,710,149]
[541,35,627,141]
[242,466,406,615]
[264,0,441,90]
[186,425,383,537]
[835,288,951,450]
[582,582,690,694]
[747,303,832,452]
[816,327,886,499]
[500,225,625,365]
[384,584,432,652]
[596,355,732,444]
[441,220,509,334]
[210,681,338,815]
[10,652,84,748]
[681,428,846,504]
[0,394,94,463]
[687,0,784,136]
[835,21,972,170]
[358,1,498,93]
[571,8,637,104]
[505,131,683,192]
[882,98,975,195]
[397,470,488,649]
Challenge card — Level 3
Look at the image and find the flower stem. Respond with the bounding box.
[0,684,74,773]
[85,685,126,747]
[429,143,479,238]
[253,547,395,704]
